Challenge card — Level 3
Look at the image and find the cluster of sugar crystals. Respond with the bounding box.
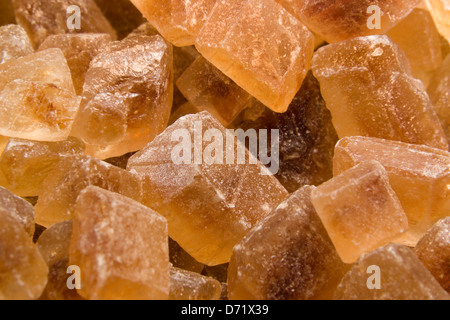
[0,0,449,301]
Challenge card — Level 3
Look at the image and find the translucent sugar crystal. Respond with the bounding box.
[93,0,144,39]
[0,185,34,236]
[0,137,85,197]
[169,267,221,300]
[334,243,450,300]
[0,208,48,299]
[127,112,288,266]
[228,186,348,300]
[0,48,81,142]
[177,56,253,126]
[311,161,408,264]
[0,24,33,64]
[428,54,450,144]
[312,35,448,151]
[334,136,450,246]
[34,155,142,228]
[70,186,169,300]
[130,0,216,47]
[71,35,173,159]
[426,0,450,42]
[39,34,112,95]
[169,238,204,274]
[0,135,9,155]
[173,46,200,110]
[276,0,421,43]
[11,0,117,48]
[196,0,314,113]
[415,217,450,293]
[387,8,443,83]
[36,221,82,300]
[236,71,338,193]
[169,102,200,126]
[0,0,15,26]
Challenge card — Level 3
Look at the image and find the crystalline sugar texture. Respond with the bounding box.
[196,0,314,113]
[228,186,347,300]
[39,34,112,95]
[70,186,169,300]
[334,243,450,300]
[311,35,448,151]
[177,56,253,126]
[426,0,450,42]
[169,238,204,274]
[276,0,421,43]
[130,0,216,47]
[0,185,34,236]
[0,24,33,64]
[0,209,48,299]
[71,35,173,159]
[127,111,288,266]
[311,161,409,264]
[0,48,81,142]
[11,0,117,48]
[415,217,450,293]
[34,155,142,228]
[334,136,450,246]
[169,266,221,300]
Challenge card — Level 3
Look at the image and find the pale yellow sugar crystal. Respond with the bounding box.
[0,24,33,64]
[425,0,450,43]
[311,161,408,264]
[127,112,288,266]
[196,0,314,113]
[70,186,169,300]
[0,48,80,142]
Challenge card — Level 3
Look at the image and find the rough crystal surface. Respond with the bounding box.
[236,72,338,193]
[70,186,169,300]
[11,0,117,48]
[35,155,142,228]
[312,35,448,151]
[0,137,85,197]
[311,161,409,264]
[0,24,33,64]
[334,243,450,300]
[228,186,348,300]
[0,185,34,236]
[0,208,48,299]
[71,35,173,159]
[131,0,216,47]
[276,0,421,43]
[334,136,450,246]
[196,0,314,113]
[127,112,288,266]
[177,56,253,126]
[0,48,80,142]
[38,34,112,95]
[426,0,450,42]
[415,217,450,293]
[170,266,221,300]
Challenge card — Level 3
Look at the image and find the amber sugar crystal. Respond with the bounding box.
[196,0,314,113]
[276,0,421,43]
[334,243,450,300]
[130,0,216,47]
[127,112,288,266]
[0,48,80,142]
[0,0,16,26]
[70,186,169,300]
[38,34,112,95]
[71,35,173,159]
[312,35,448,151]
[34,155,142,228]
[170,266,221,300]
[228,186,348,300]
[0,137,85,197]
[0,208,48,300]
[0,24,33,64]
[311,161,409,264]
[169,238,204,274]
[11,0,117,48]
[334,136,450,246]
[426,0,450,43]
[0,185,34,236]
[415,217,450,293]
